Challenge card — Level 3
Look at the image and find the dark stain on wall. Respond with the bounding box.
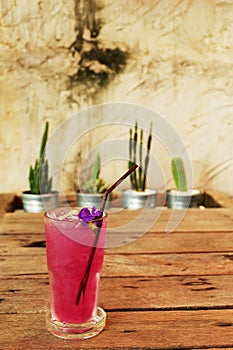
[69,0,129,91]
[74,0,102,44]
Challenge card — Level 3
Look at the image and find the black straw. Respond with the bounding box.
[75,163,138,304]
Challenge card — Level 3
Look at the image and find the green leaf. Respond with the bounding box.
[28,122,52,194]
[171,157,187,192]
[93,153,100,182]
[39,121,49,159]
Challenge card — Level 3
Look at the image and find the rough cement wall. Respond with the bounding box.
[0,0,233,195]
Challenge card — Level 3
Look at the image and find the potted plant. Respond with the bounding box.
[22,121,58,212]
[166,156,203,209]
[76,153,111,209]
[122,122,157,209]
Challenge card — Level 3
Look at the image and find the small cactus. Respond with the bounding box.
[81,153,108,194]
[28,122,52,194]
[171,156,187,192]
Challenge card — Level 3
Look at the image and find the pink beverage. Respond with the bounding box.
[44,207,107,339]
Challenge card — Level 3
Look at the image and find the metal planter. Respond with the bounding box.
[22,191,58,213]
[76,192,111,209]
[166,189,203,209]
[122,189,157,210]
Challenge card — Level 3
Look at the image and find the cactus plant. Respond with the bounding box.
[171,156,187,192]
[81,153,108,194]
[128,121,152,191]
[28,121,52,194]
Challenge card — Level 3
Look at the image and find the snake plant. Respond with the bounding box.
[128,121,152,191]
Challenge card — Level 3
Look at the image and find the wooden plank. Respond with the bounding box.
[102,275,233,310]
[0,211,44,234]
[2,193,233,350]
[1,310,233,349]
[108,231,233,253]
[2,252,233,277]
[2,230,233,256]
[103,252,233,277]
[2,275,233,314]
[1,275,50,314]
[1,254,47,275]
[110,207,233,233]
[0,234,46,255]
[1,208,233,235]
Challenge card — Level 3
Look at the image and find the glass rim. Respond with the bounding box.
[44,206,108,222]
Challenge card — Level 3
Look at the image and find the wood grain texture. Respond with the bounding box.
[1,206,233,235]
[2,230,233,255]
[1,310,233,350]
[2,251,233,277]
[2,275,233,314]
[1,193,233,349]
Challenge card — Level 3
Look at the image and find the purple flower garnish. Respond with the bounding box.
[78,206,103,227]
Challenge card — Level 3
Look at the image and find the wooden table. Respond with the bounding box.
[1,193,233,349]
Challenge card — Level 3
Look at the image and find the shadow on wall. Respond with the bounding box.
[69,0,129,92]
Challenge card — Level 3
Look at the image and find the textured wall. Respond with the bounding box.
[0,0,233,195]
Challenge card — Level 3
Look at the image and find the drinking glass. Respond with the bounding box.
[44,207,107,339]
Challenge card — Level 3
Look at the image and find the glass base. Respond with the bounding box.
[45,307,106,340]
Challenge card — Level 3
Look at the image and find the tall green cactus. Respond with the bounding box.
[171,156,187,192]
[28,121,52,194]
[128,122,152,191]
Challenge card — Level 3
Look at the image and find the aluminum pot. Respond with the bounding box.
[22,191,58,213]
[166,189,203,209]
[76,192,111,209]
[122,189,157,210]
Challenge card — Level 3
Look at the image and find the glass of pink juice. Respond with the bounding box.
[44,207,107,339]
